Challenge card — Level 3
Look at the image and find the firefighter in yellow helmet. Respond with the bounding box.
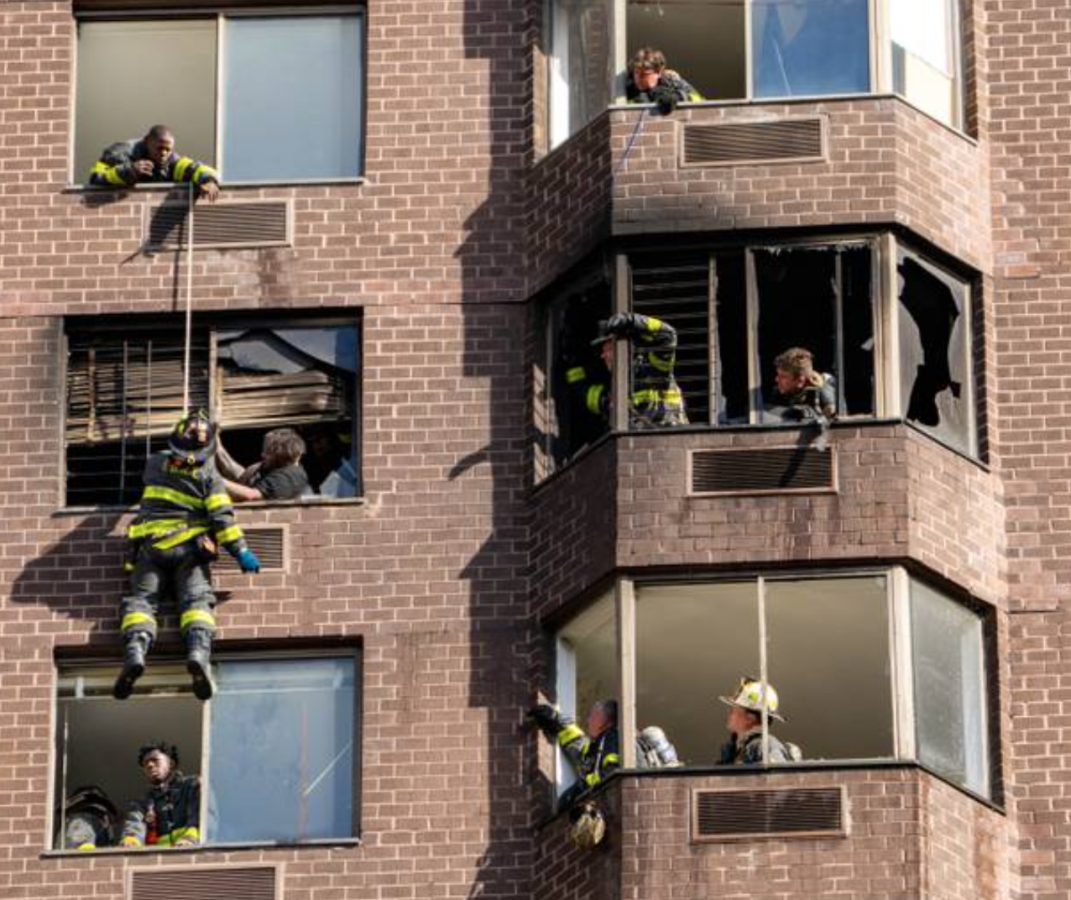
[718,676,798,764]
[114,411,260,702]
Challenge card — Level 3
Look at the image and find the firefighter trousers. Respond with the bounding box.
[119,541,218,642]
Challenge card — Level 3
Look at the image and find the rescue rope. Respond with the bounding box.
[182,181,195,415]
[613,107,651,177]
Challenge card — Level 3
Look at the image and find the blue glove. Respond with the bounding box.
[236,549,260,574]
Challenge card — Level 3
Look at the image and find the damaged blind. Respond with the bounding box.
[65,331,210,506]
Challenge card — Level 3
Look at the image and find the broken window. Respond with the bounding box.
[74,12,364,184]
[752,0,871,98]
[53,653,357,850]
[890,0,962,128]
[627,0,746,102]
[897,248,974,456]
[546,0,614,148]
[64,316,360,507]
[536,273,612,479]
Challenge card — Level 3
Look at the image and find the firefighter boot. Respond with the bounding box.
[186,628,215,701]
[113,632,151,700]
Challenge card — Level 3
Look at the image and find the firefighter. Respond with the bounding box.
[717,676,797,765]
[529,699,621,810]
[114,410,260,702]
[89,124,220,201]
[121,742,200,848]
[567,312,689,430]
[59,785,117,851]
[772,347,837,424]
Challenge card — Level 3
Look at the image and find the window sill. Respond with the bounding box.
[42,836,362,859]
[53,496,367,518]
[64,178,366,195]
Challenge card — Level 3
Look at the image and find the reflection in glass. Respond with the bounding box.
[209,658,356,843]
[548,0,613,148]
[752,0,870,98]
[910,580,989,796]
[222,16,363,180]
[890,0,959,125]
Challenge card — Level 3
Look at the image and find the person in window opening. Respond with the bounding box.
[303,424,357,498]
[627,47,702,112]
[121,742,201,849]
[567,312,689,430]
[216,427,312,502]
[89,124,220,201]
[718,677,800,764]
[528,699,621,811]
[771,346,837,448]
[114,411,261,703]
[59,785,118,851]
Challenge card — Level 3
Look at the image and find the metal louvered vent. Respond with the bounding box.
[689,447,836,495]
[681,118,826,167]
[146,200,291,249]
[630,252,711,424]
[692,787,847,842]
[130,865,277,900]
[219,526,287,572]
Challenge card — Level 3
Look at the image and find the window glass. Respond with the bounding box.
[897,248,974,455]
[752,0,870,98]
[890,0,959,125]
[209,658,357,843]
[221,16,363,181]
[910,579,989,796]
[713,252,749,425]
[636,582,759,767]
[75,19,216,185]
[548,0,612,148]
[765,576,893,760]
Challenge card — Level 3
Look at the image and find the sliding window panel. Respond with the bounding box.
[752,0,870,99]
[890,0,960,127]
[208,658,357,843]
[548,0,613,148]
[221,15,364,181]
[75,20,217,184]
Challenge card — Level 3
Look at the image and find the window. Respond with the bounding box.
[74,12,364,184]
[53,653,358,850]
[890,0,962,127]
[553,569,994,798]
[546,0,614,149]
[64,315,360,506]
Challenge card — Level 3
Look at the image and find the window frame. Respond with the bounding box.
[50,646,362,854]
[551,566,996,802]
[60,310,363,509]
[71,5,367,187]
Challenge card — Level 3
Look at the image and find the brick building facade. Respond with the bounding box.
[0,1,1065,898]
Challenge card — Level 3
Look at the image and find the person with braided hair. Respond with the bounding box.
[121,742,201,848]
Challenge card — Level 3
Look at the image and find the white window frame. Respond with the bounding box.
[71,5,366,186]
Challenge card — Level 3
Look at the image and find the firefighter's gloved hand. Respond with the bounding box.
[527,704,562,732]
[236,549,261,574]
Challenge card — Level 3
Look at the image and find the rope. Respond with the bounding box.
[182,181,195,415]
[613,108,651,178]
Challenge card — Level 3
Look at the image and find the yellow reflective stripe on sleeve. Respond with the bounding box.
[662,389,684,408]
[646,317,664,333]
[557,724,585,747]
[646,351,675,373]
[632,389,658,406]
[92,161,127,186]
[180,609,216,631]
[191,163,217,184]
[173,158,192,181]
[602,753,621,767]
[205,493,233,512]
[142,485,205,510]
[153,526,209,550]
[121,612,157,632]
[215,525,244,545]
[586,384,605,415]
[566,367,587,384]
[585,772,601,787]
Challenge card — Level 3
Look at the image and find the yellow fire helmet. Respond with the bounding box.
[718,676,786,723]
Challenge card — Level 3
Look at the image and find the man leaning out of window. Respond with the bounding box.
[89,124,220,201]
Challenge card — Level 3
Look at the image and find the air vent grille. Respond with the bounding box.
[681,118,826,167]
[690,447,835,495]
[130,865,277,900]
[218,526,287,572]
[146,201,290,249]
[692,787,847,842]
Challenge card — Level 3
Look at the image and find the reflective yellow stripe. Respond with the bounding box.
[142,485,204,510]
[585,772,601,787]
[632,389,658,406]
[205,493,233,512]
[173,158,192,181]
[191,163,217,184]
[180,609,216,632]
[157,825,200,846]
[646,317,663,333]
[129,519,187,540]
[566,366,586,384]
[121,612,156,632]
[215,525,244,545]
[92,160,127,186]
[647,352,675,373]
[76,843,96,851]
[602,753,621,767]
[557,724,585,747]
[153,526,208,550]
[121,836,142,848]
[662,389,684,408]
[586,384,605,415]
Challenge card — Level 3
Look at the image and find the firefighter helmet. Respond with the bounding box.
[568,801,607,851]
[719,676,786,722]
[168,410,216,466]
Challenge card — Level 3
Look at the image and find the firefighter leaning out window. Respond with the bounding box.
[89,124,220,202]
[115,411,261,702]
[567,312,689,430]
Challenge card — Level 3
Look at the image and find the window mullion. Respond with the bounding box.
[745,248,761,424]
[890,566,916,760]
[708,253,718,427]
[200,680,212,843]
[616,576,637,769]
[744,0,753,100]
[613,253,630,432]
[879,233,901,417]
[834,252,846,414]
[215,13,224,178]
[757,575,770,764]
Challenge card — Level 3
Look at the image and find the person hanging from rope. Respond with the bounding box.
[114,411,260,702]
[89,124,220,201]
